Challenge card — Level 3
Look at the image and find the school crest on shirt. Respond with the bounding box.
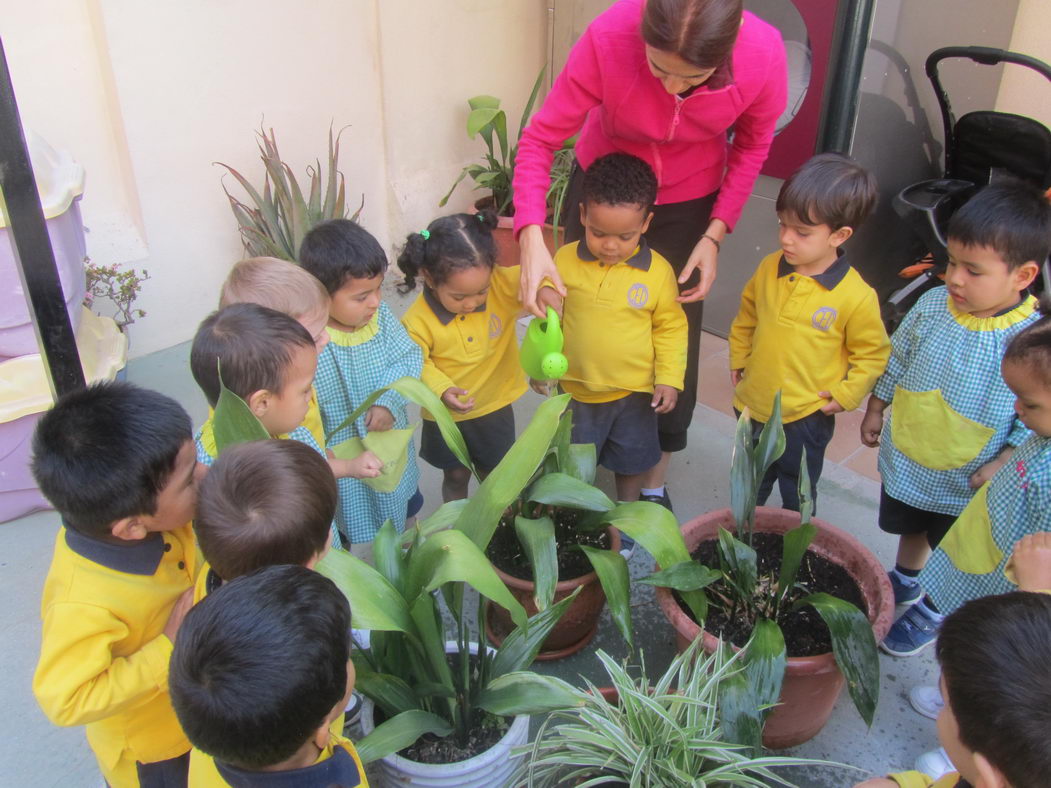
[627,283,649,309]
[489,313,503,338]
[812,306,837,332]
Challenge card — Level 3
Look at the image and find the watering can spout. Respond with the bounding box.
[519,307,569,380]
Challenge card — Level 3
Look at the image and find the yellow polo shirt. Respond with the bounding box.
[729,250,890,423]
[188,730,369,786]
[34,523,198,787]
[401,264,526,420]
[551,240,687,404]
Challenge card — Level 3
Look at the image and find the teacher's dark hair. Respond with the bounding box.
[642,0,744,70]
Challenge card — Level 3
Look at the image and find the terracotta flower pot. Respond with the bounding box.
[655,507,894,749]
[486,527,620,661]
[491,215,556,267]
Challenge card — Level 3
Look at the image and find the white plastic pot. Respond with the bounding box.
[357,641,529,787]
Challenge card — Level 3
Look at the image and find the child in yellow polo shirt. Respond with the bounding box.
[398,210,527,501]
[170,565,369,787]
[538,153,688,521]
[729,152,889,511]
[31,382,202,787]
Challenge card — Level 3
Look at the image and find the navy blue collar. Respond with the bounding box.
[423,286,486,326]
[777,250,851,290]
[215,745,362,787]
[576,238,653,271]
[64,523,166,576]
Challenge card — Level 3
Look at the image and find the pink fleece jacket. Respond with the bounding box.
[513,0,786,236]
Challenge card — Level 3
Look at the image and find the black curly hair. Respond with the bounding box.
[396,209,499,292]
[581,153,658,212]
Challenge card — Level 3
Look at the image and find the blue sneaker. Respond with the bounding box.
[888,571,924,607]
[881,604,940,656]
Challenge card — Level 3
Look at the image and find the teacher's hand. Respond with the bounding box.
[519,225,567,318]
[677,219,727,303]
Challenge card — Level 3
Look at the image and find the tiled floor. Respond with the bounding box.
[697,331,881,482]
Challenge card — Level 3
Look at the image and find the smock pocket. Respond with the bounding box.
[939,483,1002,574]
[890,386,994,470]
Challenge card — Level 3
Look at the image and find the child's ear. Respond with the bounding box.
[311,718,333,751]
[246,389,271,418]
[111,517,149,542]
[578,202,587,227]
[641,211,654,235]
[1013,260,1040,291]
[830,226,854,248]
[972,751,1009,788]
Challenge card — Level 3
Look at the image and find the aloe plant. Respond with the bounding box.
[512,636,836,787]
[640,392,881,752]
[216,124,363,261]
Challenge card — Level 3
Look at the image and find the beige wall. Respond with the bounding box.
[2,0,547,358]
[996,0,1051,129]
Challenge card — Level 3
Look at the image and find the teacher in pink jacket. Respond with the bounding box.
[514,0,786,510]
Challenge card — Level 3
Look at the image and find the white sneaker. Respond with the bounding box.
[908,685,944,720]
[915,747,954,779]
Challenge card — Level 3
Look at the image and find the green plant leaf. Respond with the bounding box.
[639,561,722,592]
[456,394,570,549]
[579,545,633,650]
[516,68,546,144]
[315,548,414,634]
[409,593,455,690]
[353,669,421,717]
[355,710,453,765]
[777,522,816,603]
[717,655,764,757]
[477,672,582,716]
[717,527,758,601]
[467,107,503,139]
[489,588,581,677]
[527,473,614,512]
[211,364,270,453]
[372,519,406,594]
[753,391,786,487]
[745,618,787,723]
[731,407,757,540]
[563,443,597,484]
[406,529,528,630]
[513,515,557,611]
[795,592,880,726]
[467,94,501,111]
[798,448,814,526]
[409,498,468,540]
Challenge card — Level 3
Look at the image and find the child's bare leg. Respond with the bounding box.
[640,451,672,490]
[441,466,471,502]
[615,472,646,504]
[896,532,932,572]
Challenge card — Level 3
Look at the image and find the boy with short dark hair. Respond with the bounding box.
[192,438,337,600]
[538,152,688,513]
[170,565,369,786]
[854,591,1051,788]
[862,180,1051,657]
[299,219,424,544]
[31,382,200,787]
[730,152,890,511]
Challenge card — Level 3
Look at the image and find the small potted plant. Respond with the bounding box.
[512,636,829,787]
[83,256,151,334]
[439,70,575,264]
[646,393,894,749]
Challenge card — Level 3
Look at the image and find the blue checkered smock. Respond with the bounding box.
[873,288,1037,516]
[922,433,1051,613]
[314,302,423,544]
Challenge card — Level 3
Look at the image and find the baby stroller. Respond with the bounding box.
[880,46,1051,333]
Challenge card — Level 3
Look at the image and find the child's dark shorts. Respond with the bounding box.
[878,487,959,548]
[569,392,660,476]
[419,404,516,473]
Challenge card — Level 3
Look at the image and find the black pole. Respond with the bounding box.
[0,36,84,397]
[817,0,877,154]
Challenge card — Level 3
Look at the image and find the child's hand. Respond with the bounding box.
[530,378,552,396]
[817,391,845,415]
[652,385,678,414]
[537,286,564,318]
[860,408,883,447]
[163,589,195,644]
[442,387,475,414]
[347,450,383,479]
[730,368,743,386]
[1008,532,1051,591]
[365,405,394,432]
[969,446,1014,489]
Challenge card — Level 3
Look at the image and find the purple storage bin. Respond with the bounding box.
[0,411,51,522]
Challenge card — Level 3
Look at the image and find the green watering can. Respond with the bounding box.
[519,307,569,380]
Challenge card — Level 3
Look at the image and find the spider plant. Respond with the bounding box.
[216,124,363,261]
[640,392,881,752]
[512,636,834,787]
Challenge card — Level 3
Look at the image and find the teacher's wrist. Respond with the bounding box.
[705,218,728,242]
[519,224,544,247]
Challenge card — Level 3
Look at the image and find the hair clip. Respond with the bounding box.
[420,230,430,240]
[477,213,485,222]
